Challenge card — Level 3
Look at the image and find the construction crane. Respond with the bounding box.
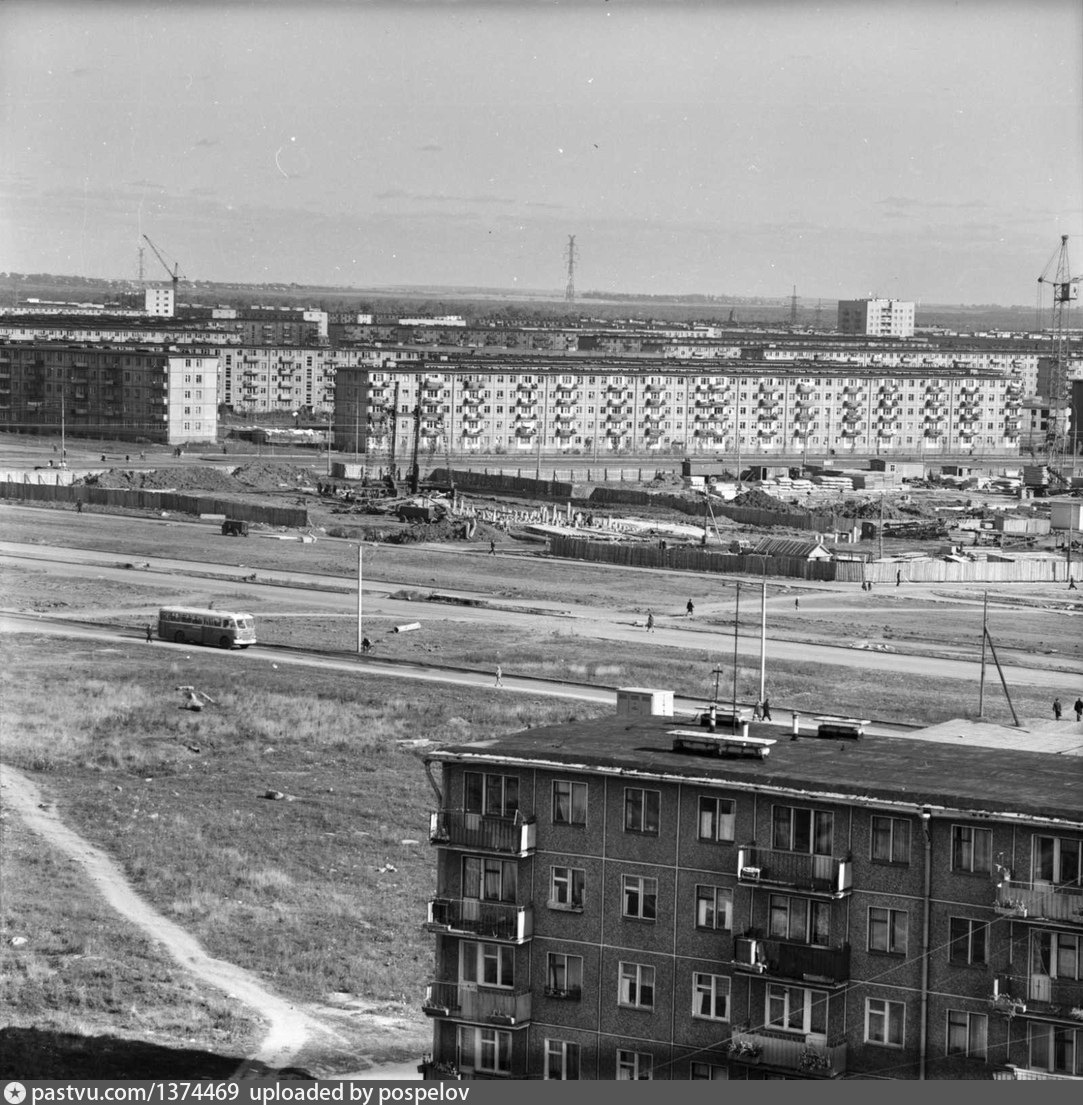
[1036,235,1081,478]
[142,234,185,296]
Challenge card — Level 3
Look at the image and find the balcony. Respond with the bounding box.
[995,1068,1083,1081]
[422,981,531,1027]
[737,845,852,897]
[430,810,536,855]
[728,1031,847,1078]
[425,897,533,943]
[995,881,1083,926]
[734,935,850,986]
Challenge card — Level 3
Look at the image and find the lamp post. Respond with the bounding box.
[731,581,741,732]
[746,554,770,704]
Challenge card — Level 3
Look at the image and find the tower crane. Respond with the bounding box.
[1036,235,1081,478]
[142,234,185,297]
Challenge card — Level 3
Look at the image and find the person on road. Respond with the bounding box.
[361,637,372,654]
[1053,697,1063,720]
[495,665,504,687]
[686,598,695,617]
[896,570,902,587]
[761,697,773,722]
[75,500,83,514]
[489,539,496,555]
[145,623,154,643]
[1074,697,1083,722]
[646,611,655,633]
[1070,576,1078,591]
[794,597,800,612]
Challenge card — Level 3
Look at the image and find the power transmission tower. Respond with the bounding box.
[564,235,577,302]
[790,285,798,327]
[138,246,145,285]
[815,298,823,330]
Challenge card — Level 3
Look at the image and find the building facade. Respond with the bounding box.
[333,360,1023,460]
[838,300,916,338]
[0,341,219,444]
[419,717,1082,1080]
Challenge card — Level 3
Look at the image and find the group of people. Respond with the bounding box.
[1052,697,1083,722]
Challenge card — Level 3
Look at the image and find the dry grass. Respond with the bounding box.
[1,638,600,1011]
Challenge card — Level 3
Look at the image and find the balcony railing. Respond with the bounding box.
[425,897,533,942]
[734,935,851,985]
[737,845,852,896]
[423,981,532,1026]
[728,1031,847,1078]
[430,810,536,855]
[995,881,1083,926]
[994,1067,1083,1081]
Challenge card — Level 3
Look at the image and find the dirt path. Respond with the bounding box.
[0,762,340,1074]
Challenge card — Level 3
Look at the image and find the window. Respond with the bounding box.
[544,1040,580,1080]
[692,973,730,1021]
[951,825,992,873]
[690,1062,728,1080]
[949,918,988,966]
[462,857,517,903]
[770,891,831,944]
[464,772,519,818]
[766,984,812,1033]
[698,797,735,842]
[1028,1024,1083,1076]
[947,1010,987,1060]
[868,907,908,955]
[545,953,583,999]
[1032,931,1082,981]
[460,941,514,988]
[624,787,660,834]
[622,875,657,921]
[871,816,911,864]
[552,780,587,826]
[457,1025,511,1074]
[549,866,585,910]
[618,962,655,1010]
[1034,835,1082,886]
[695,885,732,931]
[865,998,906,1047]
[772,806,833,854]
[616,1050,652,1080]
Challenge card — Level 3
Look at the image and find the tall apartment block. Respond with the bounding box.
[0,341,219,445]
[838,300,916,339]
[419,715,1082,1080]
[334,361,1022,459]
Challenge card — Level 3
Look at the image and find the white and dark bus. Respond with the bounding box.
[158,607,257,649]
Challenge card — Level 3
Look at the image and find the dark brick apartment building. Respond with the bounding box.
[418,714,1082,1080]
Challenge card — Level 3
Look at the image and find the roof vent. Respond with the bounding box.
[669,729,776,760]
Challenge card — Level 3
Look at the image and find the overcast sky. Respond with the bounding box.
[2,0,1081,305]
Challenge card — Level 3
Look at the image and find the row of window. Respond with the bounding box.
[464,773,1080,881]
[457,1006,1062,1079]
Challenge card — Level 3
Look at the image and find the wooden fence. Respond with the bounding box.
[0,480,309,528]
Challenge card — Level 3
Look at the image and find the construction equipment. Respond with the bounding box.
[1036,236,1081,481]
[142,235,184,296]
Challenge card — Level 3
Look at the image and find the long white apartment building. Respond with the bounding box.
[838,298,916,337]
[332,360,1023,458]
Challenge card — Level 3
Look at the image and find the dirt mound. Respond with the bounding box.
[730,488,800,512]
[231,463,320,491]
[834,497,908,520]
[83,467,242,492]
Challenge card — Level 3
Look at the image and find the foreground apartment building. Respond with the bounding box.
[419,714,1082,1080]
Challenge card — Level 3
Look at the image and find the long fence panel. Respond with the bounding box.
[0,481,308,527]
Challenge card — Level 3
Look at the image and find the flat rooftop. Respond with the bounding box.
[430,715,1083,824]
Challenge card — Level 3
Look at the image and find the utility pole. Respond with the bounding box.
[878,492,885,561]
[731,582,741,731]
[978,591,988,718]
[758,577,767,704]
[357,543,364,654]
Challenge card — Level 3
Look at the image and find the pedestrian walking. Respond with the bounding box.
[145,623,154,643]
[75,500,83,514]
[794,597,800,612]
[1053,697,1063,720]
[1074,697,1083,722]
[686,598,695,617]
[495,665,504,687]
[361,637,372,654]
[896,571,902,587]
[752,701,763,721]
[1070,576,1078,591]
[761,697,773,722]
[489,539,496,555]
[646,611,655,633]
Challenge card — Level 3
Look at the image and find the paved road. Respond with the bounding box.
[2,540,1076,690]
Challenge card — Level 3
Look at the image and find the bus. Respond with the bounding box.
[158,607,257,649]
